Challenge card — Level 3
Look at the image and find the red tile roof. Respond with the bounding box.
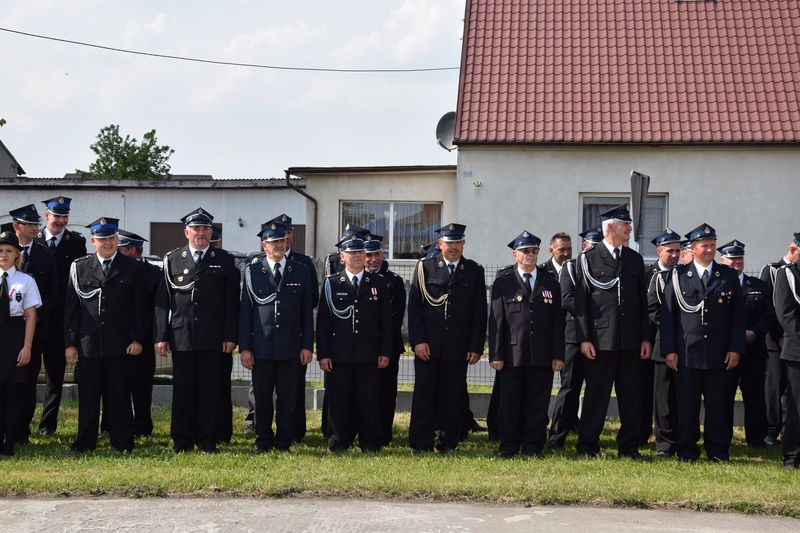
[454,0,800,144]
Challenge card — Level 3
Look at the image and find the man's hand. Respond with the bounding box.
[155,341,170,357]
[665,352,679,372]
[319,358,333,372]
[490,360,504,372]
[222,341,236,354]
[240,349,254,370]
[745,330,757,345]
[65,346,79,365]
[725,352,741,370]
[16,346,31,367]
[414,343,431,361]
[552,359,565,372]
[378,356,390,369]
[127,341,142,356]
[300,349,313,366]
[580,341,596,360]
[640,340,652,360]
[467,352,481,365]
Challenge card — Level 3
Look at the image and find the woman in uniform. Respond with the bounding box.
[0,230,41,456]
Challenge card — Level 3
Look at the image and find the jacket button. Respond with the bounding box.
[354,330,359,334]
[276,324,280,328]
[704,334,707,339]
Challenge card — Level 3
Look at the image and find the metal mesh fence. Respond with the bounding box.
[60,261,764,387]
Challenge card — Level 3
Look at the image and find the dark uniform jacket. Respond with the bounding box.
[238,259,314,360]
[574,244,649,352]
[64,253,146,358]
[21,241,58,325]
[773,263,800,362]
[489,267,565,367]
[760,258,790,352]
[407,255,487,360]
[742,274,773,359]
[377,261,407,358]
[538,258,559,281]
[316,270,392,363]
[646,263,670,362]
[36,228,87,308]
[660,261,747,369]
[154,245,240,352]
[559,259,580,345]
[286,249,319,309]
[141,259,162,344]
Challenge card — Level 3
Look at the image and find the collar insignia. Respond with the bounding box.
[181,250,188,258]
[210,250,216,258]
[687,270,693,277]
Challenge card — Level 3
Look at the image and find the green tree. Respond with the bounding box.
[87,124,174,179]
[0,118,6,127]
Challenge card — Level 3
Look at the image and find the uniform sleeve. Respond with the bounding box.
[315,279,332,359]
[153,257,170,343]
[659,271,679,357]
[129,260,147,344]
[550,279,566,361]
[63,262,80,348]
[37,252,57,320]
[573,252,591,344]
[559,262,577,315]
[761,264,784,345]
[488,278,505,362]
[468,264,488,356]
[406,261,428,348]
[378,279,393,357]
[750,280,774,339]
[774,268,800,339]
[391,275,407,355]
[307,257,320,310]
[636,256,649,342]
[646,271,662,339]
[300,266,314,351]
[728,275,747,355]
[223,255,240,344]
[23,275,42,310]
[237,271,254,352]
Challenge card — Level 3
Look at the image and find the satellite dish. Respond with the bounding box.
[436,111,457,152]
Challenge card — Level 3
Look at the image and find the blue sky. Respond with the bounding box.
[0,0,463,178]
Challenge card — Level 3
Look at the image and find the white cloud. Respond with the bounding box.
[123,13,170,44]
[223,23,327,58]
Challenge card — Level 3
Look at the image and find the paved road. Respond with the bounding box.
[1,497,797,532]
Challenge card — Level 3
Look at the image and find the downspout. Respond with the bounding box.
[285,169,318,258]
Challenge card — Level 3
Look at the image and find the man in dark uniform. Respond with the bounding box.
[680,240,693,266]
[116,230,162,436]
[574,205,651,459]
[154,208,240,453]
[407,223,487,453]
[773,257,800,468]
[210,227,222,249]
[316,236,392,452]
[239,222,314,452]
[64,217,146,453]
[719,239,772,447]
[36,196,87,436]
[7,205,57,445]
[548,227,602,449]
[661,224,745,462]
[324,224,370,277]
[539,232,572,281]
[760,233,800,446]
[489,231,564,458]
[645,229,681,456]
[364,234,406,445]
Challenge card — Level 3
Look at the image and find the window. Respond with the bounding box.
[581,194,668,258]
[340,201,442,260]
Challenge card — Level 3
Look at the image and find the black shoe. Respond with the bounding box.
[14,436,30,446]
[39,428,55,437]
[200,445,220,454]
[655,450,674,458]
[470,421,488,433]
[764,435,778,447]
[68,444,92,455]
[548,440,564,450]
[411,447,433,456]
[254,445,273,454]
[435,444,456,454]
[173,442,193,453]
[619,451,648,462]
[495,450,517,459]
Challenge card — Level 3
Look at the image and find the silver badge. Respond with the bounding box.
[340,277,345,282]
[58,197,65,204]
[523,231,529,237]
[181,251,188,258]
[183,269,189,274]
[198,208,204,215]
[100,218,106,225]
[210,251,216,258]
[177,276,184,282]
[65,234,70,240]
[261,267,267,274]
[714,270,720,277]
[459,264,465,270]
[437,261,444,267]
[287,265,292,272]
[365,276,370,283]
[516,295,522,302]
[271,223,276,230]
[704,227,710,234]
[687,270,693,277]
[281,215,288,222]
[449,224,455,230]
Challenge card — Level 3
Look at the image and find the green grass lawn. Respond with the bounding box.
[1,403,798,517]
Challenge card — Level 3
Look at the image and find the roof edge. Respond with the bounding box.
[286,165,456,175]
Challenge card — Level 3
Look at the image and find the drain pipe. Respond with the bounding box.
[285,169,318,258]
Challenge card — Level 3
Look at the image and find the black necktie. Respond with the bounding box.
[49,236,57,249]
[448,263,456,279]
[701,269,709,289]
[21,247,29,269]
[613,248,620,262]
[522,273,532,298]
[102,259,111,277]
[0,272,10,321]
[274,262,282,284]
[352,275,359,293]
[195,250,203,264]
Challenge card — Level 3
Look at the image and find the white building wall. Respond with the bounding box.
[0,186,305,256]
[456,145,800,268]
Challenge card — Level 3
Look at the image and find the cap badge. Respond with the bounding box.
[704,227,710,234]
[198,208,204,215]
[449,224,455,230]
[523,231,529,237]
[99,218,106,225]
[58,197,64,204]
[281,215,288,221]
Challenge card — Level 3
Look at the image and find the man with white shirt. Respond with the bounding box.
[661,224,746,462]
[239,223,314,453]
[539,232,572,281]
[644,229,682,455]
[573,204,651,459]
[719,240,772,447]
[407,223,487,453]
[64,217,146,453]
[35,196,86,437]
[316,235,392,452]
[7,205,56,445]
[154,208,240,453]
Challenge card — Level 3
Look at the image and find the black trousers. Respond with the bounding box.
[497,366,553,454]
[782,360,800,467]
[252,358,300,450]
[378,355,400,445]
[216,353,233,444]
[40,315,66,433]
[171,350,223,450]
[765,349,788,439]
[639,358,655,445]
[675,367,732,460]
[486,372,500,441]
[74,357,134,452]
[130,346,155,436]
[17,333,43,442]
[577,349,642,455]
[726,349,768,447]
[0,383,23,454]
[326,361,381,451]
[294,363,307,442]
[548,342,584,447]
[409,358,468,451]
[653,361,678,453]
